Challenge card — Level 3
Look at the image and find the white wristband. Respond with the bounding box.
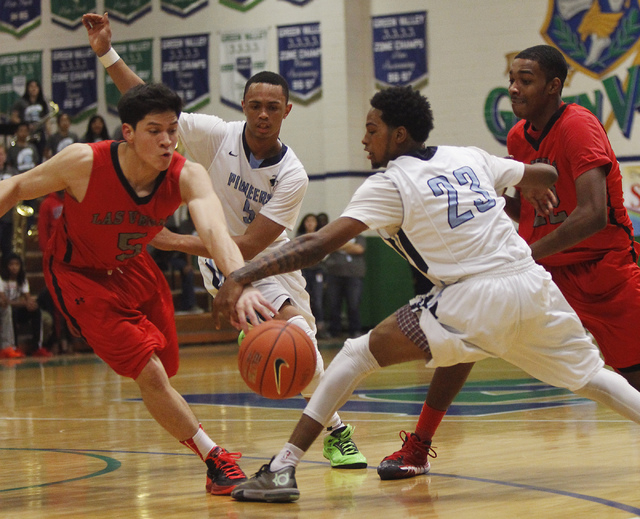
[98,47,120,68]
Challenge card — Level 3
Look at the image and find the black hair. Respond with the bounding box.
[1,252,26,286]
[296,213,318,236]
[83,114,110,142]
[515,45,568,88]
[370,86,434,144]
[117,83,183,129]
[243,71,290,103]
[22,79,49,116]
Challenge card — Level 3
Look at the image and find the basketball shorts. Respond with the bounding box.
[546,247,640,371]
[410,257,603,392]
[44,252,179,380]
[198,256,316,335]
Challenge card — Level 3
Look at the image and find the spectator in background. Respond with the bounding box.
[296,213,328,338]
[0,144,18,259]
[7,122,40,173]
[325,233,367,338]
[10,79,49,158]
[317,212,329,230]
[45,112,79,159]
[0,290,19,358]
[0,252,48,357]
[82,114,110,143]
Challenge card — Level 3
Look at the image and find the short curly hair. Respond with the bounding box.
[370,86,434,143]
[515,45,568,87]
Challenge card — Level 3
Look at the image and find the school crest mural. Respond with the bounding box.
[541,0,640,79]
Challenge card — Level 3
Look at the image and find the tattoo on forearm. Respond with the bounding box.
[231,235,323,285]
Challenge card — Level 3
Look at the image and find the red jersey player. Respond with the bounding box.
[0,82,274,495]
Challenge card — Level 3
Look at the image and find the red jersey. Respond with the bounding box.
[507,103,636,267]
[50,140,186,270]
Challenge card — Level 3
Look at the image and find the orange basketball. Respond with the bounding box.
[237,320,317,399]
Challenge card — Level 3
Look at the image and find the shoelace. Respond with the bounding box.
[330,429,360,455]
[215,450,245,479]
[393,430,437,461]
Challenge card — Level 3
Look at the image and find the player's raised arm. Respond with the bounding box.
[82,12,145,94]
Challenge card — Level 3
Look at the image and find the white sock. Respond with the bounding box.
[287,315,325,398]
[270,442,305,471]
[191,424,217,459]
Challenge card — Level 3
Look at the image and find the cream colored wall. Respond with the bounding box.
[2,1,639,224]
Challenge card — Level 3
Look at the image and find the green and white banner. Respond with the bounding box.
[219,28,268,111]
[0,51,42,116]
[219,0,264,12]
[51,0,96,30]
[105,0,152,24]
[106,39,153,115]
[161,0,208,17]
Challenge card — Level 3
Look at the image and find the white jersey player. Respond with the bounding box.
[211,85,640,503]
[82,11,367,473]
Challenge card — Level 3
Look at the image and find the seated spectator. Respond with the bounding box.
[82,114,110,143]
[0,252,49,357]
[7,122,40,173]
[44,112,79,159]
[0,144,18,258]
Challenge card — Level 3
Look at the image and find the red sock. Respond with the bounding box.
[415,403,446,442]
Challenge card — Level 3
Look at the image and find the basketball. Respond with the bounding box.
[237,320,317,399]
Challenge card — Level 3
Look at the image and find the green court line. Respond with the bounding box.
[0,448,121,492]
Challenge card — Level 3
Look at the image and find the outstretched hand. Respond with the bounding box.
[212,280,276,333]
[82,12,113,56]
[521,186,557,216]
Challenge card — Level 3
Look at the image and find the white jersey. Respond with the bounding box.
[178,113,308,255]
[342,145,529,286]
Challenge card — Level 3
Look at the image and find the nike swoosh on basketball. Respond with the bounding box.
[274,358,289,395]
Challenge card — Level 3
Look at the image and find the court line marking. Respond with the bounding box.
[0,448,121,492]
[10,447,638,514]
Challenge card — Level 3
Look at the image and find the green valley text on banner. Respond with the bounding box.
[278,22,321,104]
[51,46,97,121]
[162,34,209,112]
[219,28,267,111]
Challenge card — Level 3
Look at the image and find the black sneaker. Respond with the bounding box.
[231,460,300,502]
[205,446,247,495]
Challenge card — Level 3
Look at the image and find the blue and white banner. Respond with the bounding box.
[372,11,427,88]
[51,46,97,120]
[162,34,210,111]
[219,28,268,111]
[278,22,321,103]
[0,0,41,38]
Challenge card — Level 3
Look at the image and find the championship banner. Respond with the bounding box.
[161,34,209,111]
[0,0,41,38]
[0,51,42,117]
[105,0,152,24]
[106,40,153,115]
[161,0,208,17]
[372,11,428,88]
[51,46,97,120]
[219,28,268,111]
[219,0,264,12]
[51,0,96,30]
[278,22,321,104]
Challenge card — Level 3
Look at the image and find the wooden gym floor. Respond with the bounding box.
[1,340,639,518]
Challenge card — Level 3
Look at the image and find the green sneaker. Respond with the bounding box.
[237,330,246,346]
[323,424,367,469]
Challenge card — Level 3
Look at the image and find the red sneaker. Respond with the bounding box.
[377,431,436,480]
[205,446,247,495]
[0,347,25,359]
[32,347,53,358]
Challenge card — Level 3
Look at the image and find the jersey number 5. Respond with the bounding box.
[428,167,496,229]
